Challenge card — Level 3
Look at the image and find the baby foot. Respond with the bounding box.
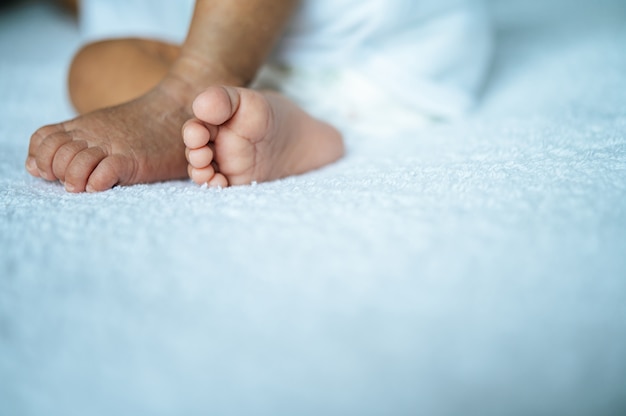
[26,87,190,192]
[183,86,344,187]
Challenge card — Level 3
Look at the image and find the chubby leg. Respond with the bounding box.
[69,38,180,114]
[27,0,298,192]
[183,86,344,187]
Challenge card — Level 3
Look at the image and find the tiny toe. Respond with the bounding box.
[190,165,216,185]
[52,140,88,182]
[25,157,40,177]
[182,120,212,149]
[87,154,135,192]
[187,147,214,168]
[208,173,229,188]
[34,132,73,181]
[64,147,107,192]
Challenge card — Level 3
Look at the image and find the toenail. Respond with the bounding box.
[37,169,51,180]
[85,184,94,193]
[65,183,75,192]
[26,157,36,171]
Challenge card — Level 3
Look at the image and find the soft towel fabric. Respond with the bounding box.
[1,1,625,415]
[79,0,492,118]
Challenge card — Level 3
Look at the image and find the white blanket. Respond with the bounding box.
[1,1,625,415]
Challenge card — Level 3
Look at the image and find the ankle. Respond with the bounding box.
[164,54,247,99]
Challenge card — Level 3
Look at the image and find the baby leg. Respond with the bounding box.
[69,38,180,114]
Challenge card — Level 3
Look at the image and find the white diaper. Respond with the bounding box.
[79,0,492,121]
[271,0,493,119]
[253,65,431,135]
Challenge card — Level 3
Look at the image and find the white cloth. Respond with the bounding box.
[79,0,492,119]
[272,0,493,118]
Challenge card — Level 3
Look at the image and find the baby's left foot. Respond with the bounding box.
[183,86,344,187]
[26,86,191,193]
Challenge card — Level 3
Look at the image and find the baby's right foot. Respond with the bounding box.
[183,86,344,187]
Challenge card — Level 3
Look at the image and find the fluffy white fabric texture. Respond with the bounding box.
[0,1,625,415]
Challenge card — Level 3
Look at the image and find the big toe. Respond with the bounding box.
[32,131,73,181]
[27,124,67,176]
[192,86,241,126]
